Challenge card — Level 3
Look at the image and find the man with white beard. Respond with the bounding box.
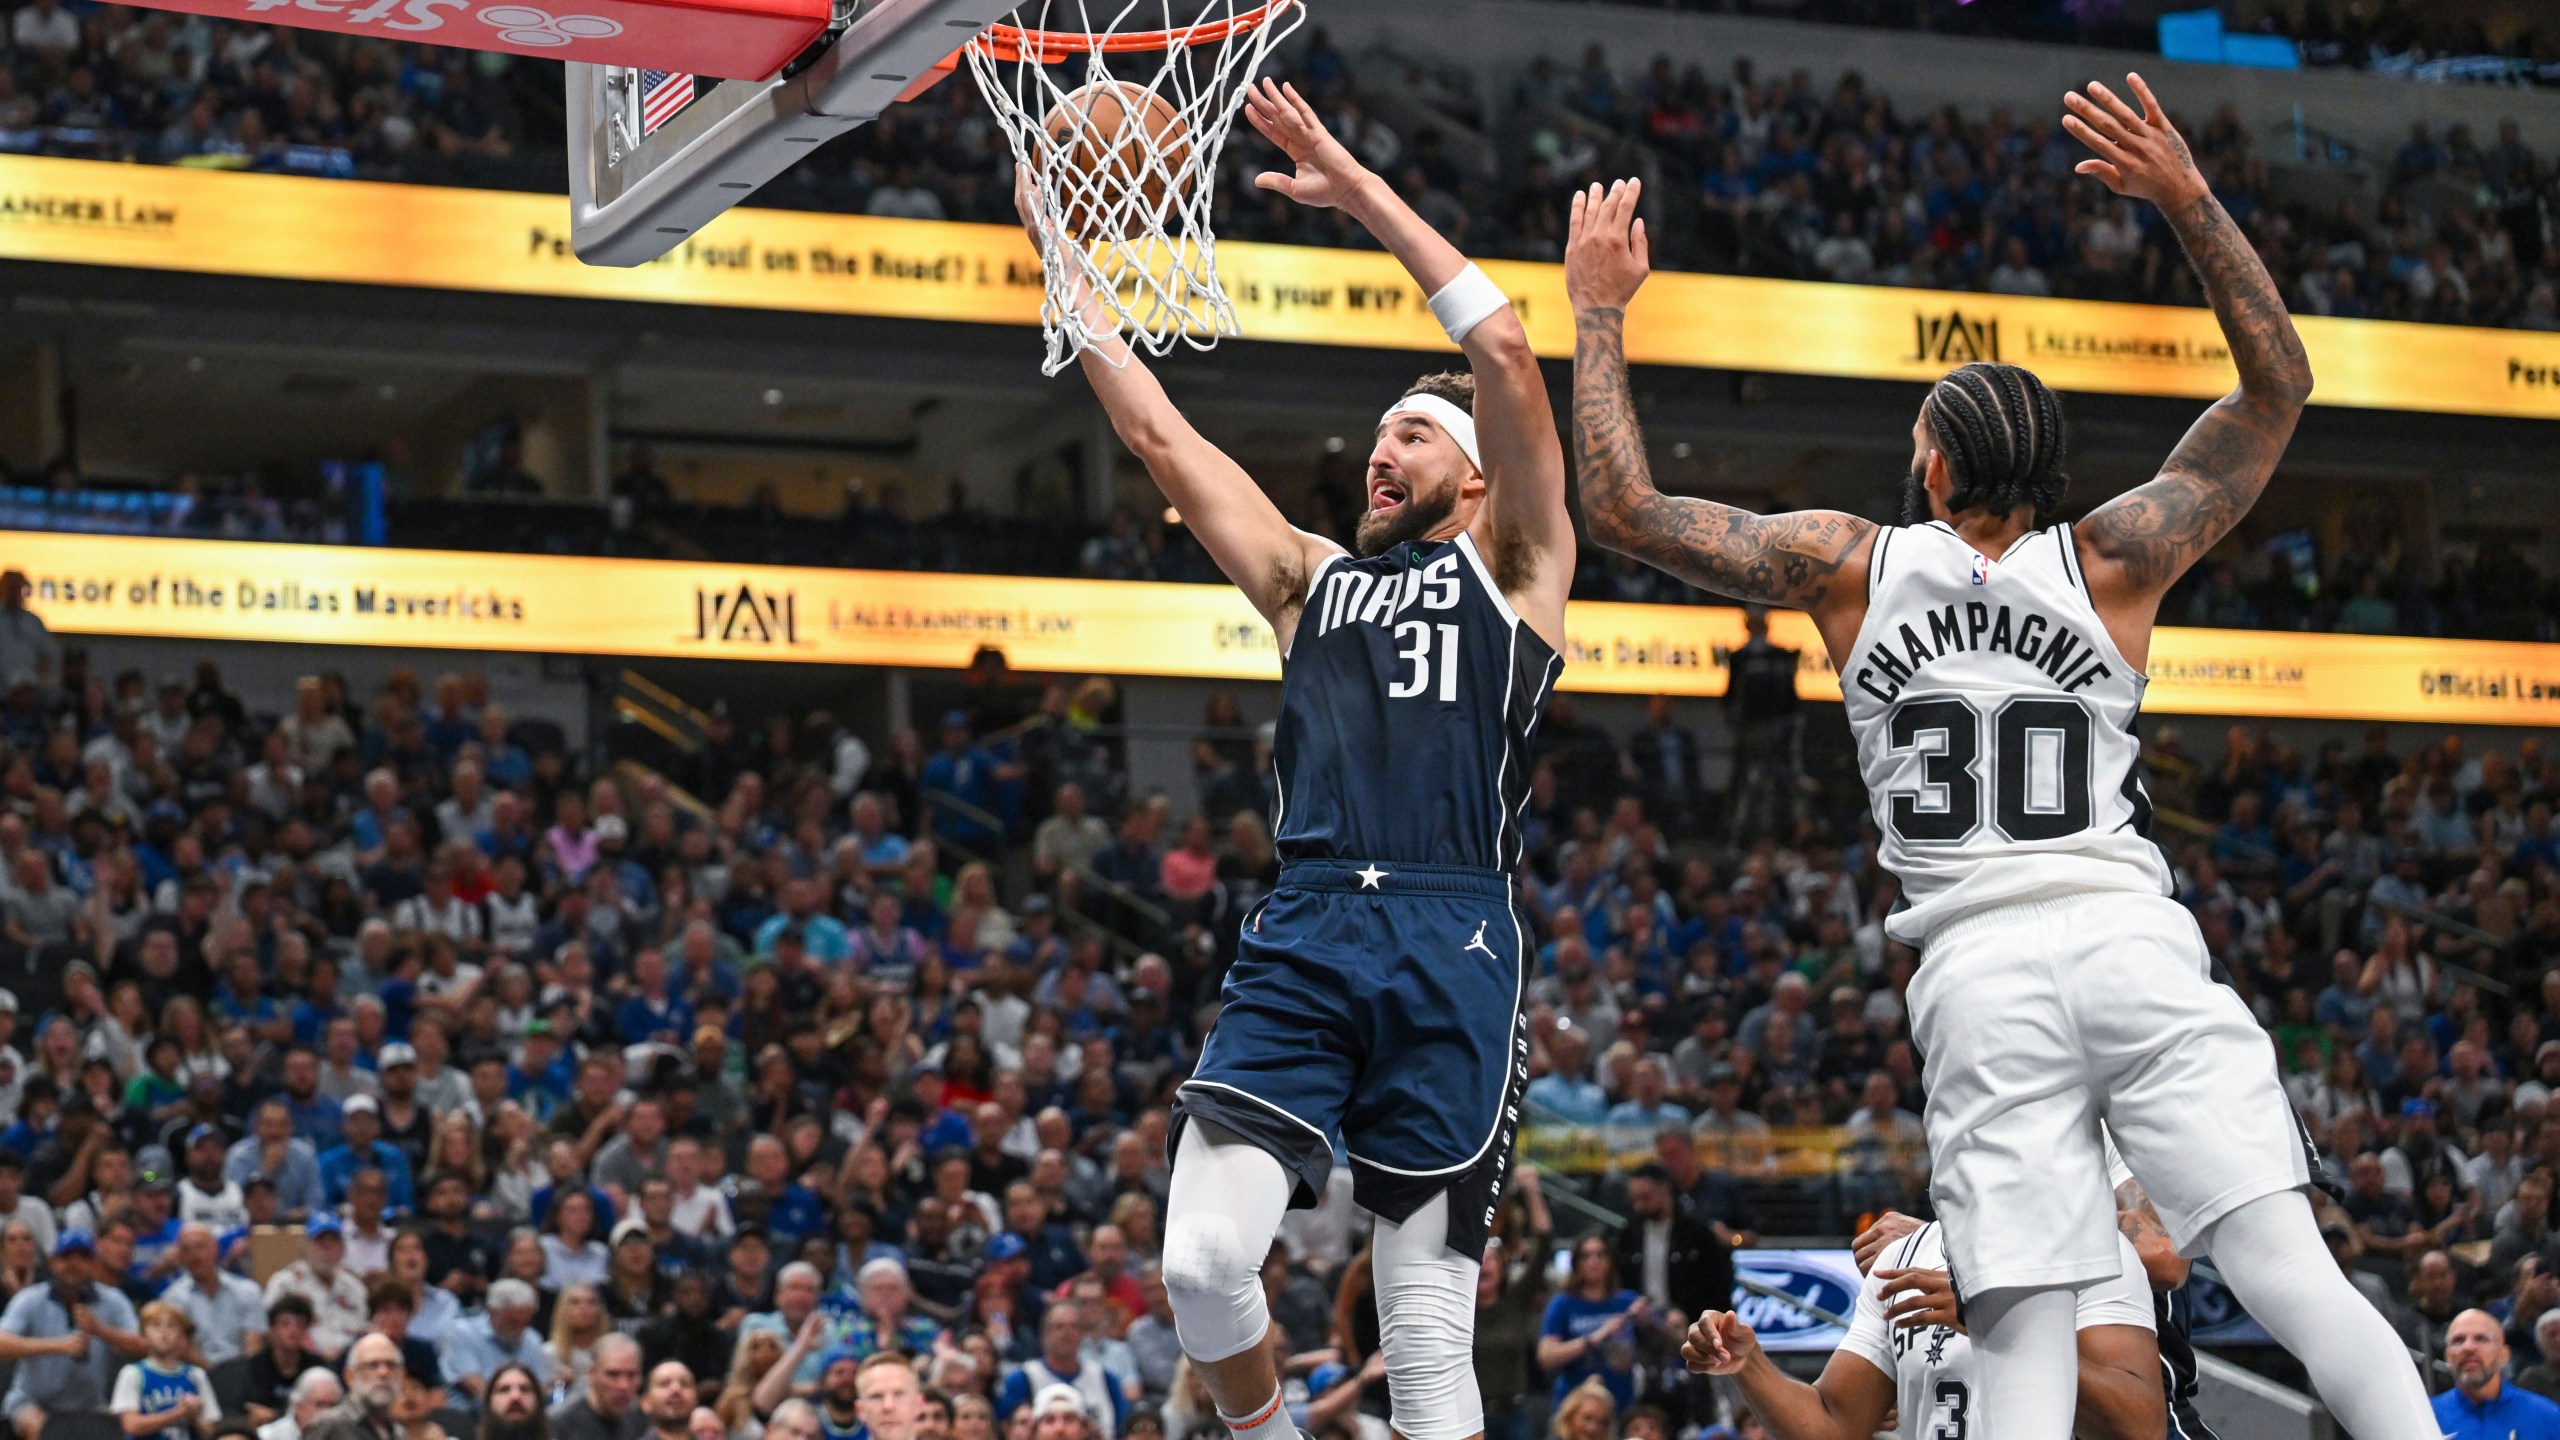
[301,1334,404,1440]
[257,1369,342,1440]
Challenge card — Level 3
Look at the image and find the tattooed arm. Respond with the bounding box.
[2066,74,2314,625]
[1565,181,1876,639]
[2115,1173,2190,1292]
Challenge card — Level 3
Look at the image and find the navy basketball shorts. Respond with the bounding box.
[1173,859,1530,1260]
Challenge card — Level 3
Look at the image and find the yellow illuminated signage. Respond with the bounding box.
[9,532,2558,725]
[3,157,2560,419]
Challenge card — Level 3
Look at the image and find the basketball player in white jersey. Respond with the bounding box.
[1682,1222,2162,1440]
[1565,75,2437,1440]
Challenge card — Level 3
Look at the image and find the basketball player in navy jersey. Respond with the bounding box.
[1025,79,1574,1440]
[1567,77,2434,1440]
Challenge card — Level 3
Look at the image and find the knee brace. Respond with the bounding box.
[1162,1209,1274,1362]
[1372,1197,1486,1440]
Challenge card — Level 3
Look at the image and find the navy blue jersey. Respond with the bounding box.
[1274,533,1560,870]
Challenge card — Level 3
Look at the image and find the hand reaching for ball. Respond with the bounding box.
[1245,78,1368,210]
[1013,168,1105,323]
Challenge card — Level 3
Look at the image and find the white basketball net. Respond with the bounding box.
[964,0,1304,375]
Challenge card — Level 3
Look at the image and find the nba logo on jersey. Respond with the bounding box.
[1969,553,1993,585]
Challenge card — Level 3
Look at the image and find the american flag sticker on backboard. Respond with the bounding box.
[640,69,694,135]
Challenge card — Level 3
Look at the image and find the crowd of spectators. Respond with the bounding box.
[1450,43,2560,332]
[0,0,557,183]
[7,0,2560,334]
[1560,0,2558,84]
[0,531,2549,1435]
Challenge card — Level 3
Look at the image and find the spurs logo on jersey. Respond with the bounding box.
[1842,521,2173,945]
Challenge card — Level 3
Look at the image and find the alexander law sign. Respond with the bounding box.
[6,156,2560,420]
[10,533,2559,725]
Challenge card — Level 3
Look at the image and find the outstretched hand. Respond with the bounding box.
[1013,168,1105,321]
[1565,179,1648,312]
[1246,79,1368,210]
[2062,73,2208,212]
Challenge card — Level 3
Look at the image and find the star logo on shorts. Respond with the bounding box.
[1354,863,1388,889]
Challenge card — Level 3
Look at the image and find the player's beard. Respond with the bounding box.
[1899,461,1934,525]
[1355,477,1460,557]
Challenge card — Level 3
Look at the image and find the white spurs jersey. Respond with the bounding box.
[1837,1221,2154,1440]
[1840,521,2173,945]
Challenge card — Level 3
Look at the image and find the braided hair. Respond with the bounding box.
[1922,362,2071,522]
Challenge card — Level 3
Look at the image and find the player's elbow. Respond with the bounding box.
[1108,412,1181,468]
[1578,502,1636,554]
[1464,316,1537,375]
[2245,354,2314,411]
[2080,1374,2166,1440]
[2085,1392,2164,1440]
[2270,367,2314,411]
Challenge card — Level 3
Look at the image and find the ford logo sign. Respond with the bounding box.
[1733,1258,1858,1336]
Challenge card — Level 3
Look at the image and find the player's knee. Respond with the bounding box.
[1161,1211,1268,1361]
[1375,1257,1483,1440]
[1379,1337,1480,1440]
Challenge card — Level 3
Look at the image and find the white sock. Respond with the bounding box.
[1218,1388,1300,1440]
[2204,1190,2441,1440]
[1969,1285,2080,1440]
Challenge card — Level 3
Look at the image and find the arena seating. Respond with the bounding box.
[3,0,2558,330]
[0,599,2549,1421]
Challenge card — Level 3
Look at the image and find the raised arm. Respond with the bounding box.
[1245,82,1571,635]
[2066,74,2313,636]
[1564,182,1874,649]
[1020,180,1335,637]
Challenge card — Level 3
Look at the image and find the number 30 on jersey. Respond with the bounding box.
[1886,695,2093,843]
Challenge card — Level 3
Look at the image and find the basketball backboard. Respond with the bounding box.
[568,0,1007,267]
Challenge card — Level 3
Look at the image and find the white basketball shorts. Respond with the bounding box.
[1907,888,2313,1297]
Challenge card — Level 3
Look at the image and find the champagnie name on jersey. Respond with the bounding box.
[1851,600,2115,705]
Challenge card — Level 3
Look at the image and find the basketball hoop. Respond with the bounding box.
[961,0,1305,374]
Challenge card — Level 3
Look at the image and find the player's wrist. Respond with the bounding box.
[1429,264,1510,344]
[1335,166,1391,218]
[2157,177,2214,218]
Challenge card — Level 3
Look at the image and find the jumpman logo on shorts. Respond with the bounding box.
[1465,922,1497,960]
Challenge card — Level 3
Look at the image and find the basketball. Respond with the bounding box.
[1040,80,1191,243]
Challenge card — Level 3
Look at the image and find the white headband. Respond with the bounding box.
[1379,394,1481,473]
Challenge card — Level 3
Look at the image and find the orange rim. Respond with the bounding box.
[969,0,1295,62]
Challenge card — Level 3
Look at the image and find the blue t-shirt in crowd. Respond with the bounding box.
[1540,1288,1641,1409]
[2436,1382,2560,1440]
[765,1184,828,1245]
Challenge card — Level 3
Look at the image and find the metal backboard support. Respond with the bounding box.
[569,0,1001,267]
